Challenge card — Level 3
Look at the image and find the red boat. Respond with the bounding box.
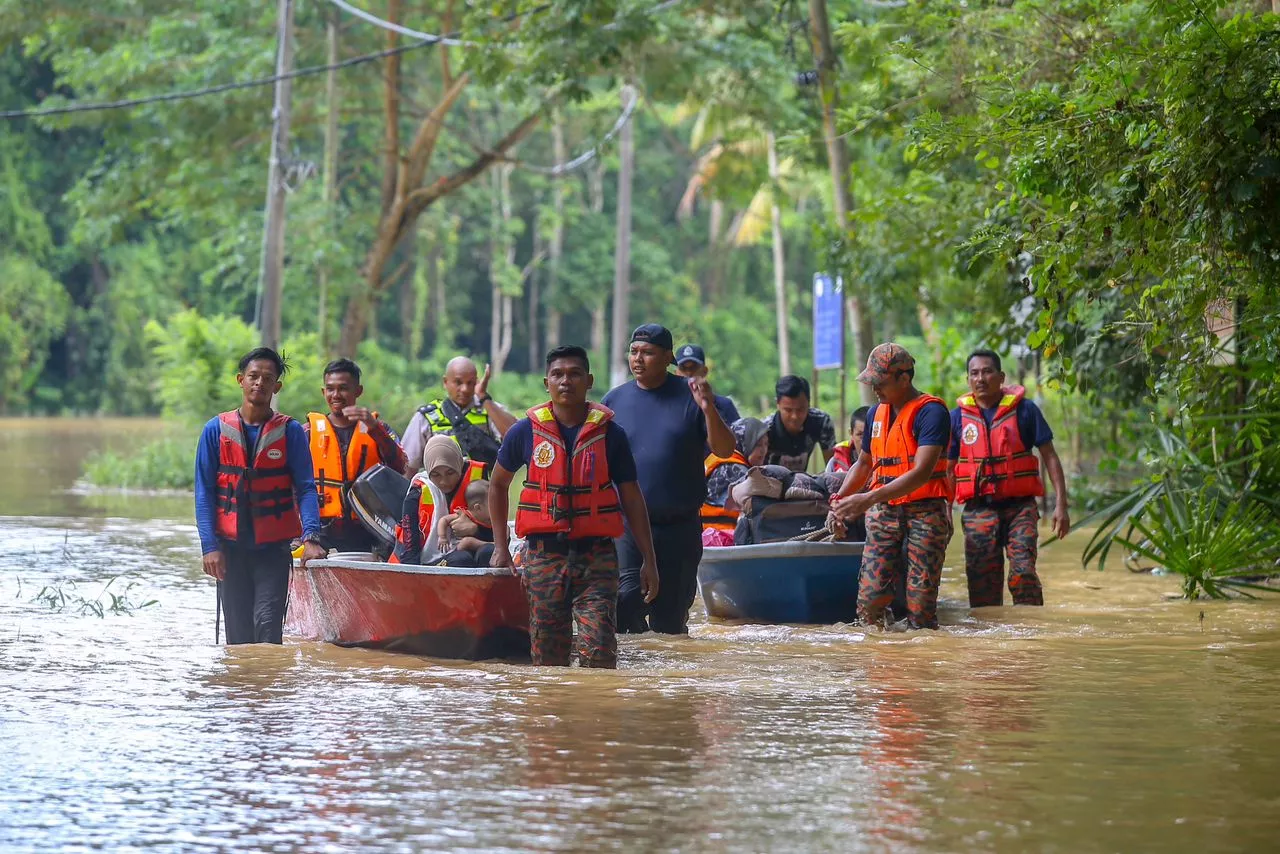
[286,558,531,661]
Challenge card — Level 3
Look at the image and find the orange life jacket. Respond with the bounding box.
[214,409,302,544]
[830,441,856,473]
[701,451,748,531]
[515,402,624,539]
[953,385,1044,503]
[869,395,953,506]
[307,412,384,520]
[416,459,487,539]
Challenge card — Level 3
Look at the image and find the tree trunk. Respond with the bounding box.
[544,112,567,354]
[378,0,402,218]
[526,221,545,371]
[336,85,541,355]
[609,84,636,388]
[706,199,724,303]
[587,151,607,358]
[319,16,339,351]
[257,0,294,352]
[809,0,874,403]
[767,131,791,376]
[490,162,517,375]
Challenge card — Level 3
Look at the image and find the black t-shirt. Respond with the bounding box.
[763,409,837,472]
[602,375,709,517]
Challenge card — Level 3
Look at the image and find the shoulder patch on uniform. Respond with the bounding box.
[533,440,556,468]
[962,422,980,446]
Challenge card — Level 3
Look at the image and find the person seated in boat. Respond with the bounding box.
[391,435,486,565]
[763,375,837,472]
[304,358,409,557]
[401,357,518,471]
[701,417,769,546]
[827,406,870,474]
[434,480,496,567]
[489,344,659,668]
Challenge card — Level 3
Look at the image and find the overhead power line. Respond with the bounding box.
[324,0,476,46]
[517,86,638,175]
[0,41,436,120]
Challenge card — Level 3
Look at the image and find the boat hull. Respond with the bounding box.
[287,559,530,660]
[697,541,865,624]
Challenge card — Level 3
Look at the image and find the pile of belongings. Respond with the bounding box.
[728,466,847,545]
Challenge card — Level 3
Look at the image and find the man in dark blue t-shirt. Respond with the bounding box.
[490,345,658,668]
[603,324,735,634]
[831,343,953,629]
[949,349,1070,608]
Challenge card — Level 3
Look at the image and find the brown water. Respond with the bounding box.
[1,417,1278,852]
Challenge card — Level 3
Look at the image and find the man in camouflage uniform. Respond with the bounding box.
[489,345,659,667]
[831,344,954,629]
[949,350,1071,606]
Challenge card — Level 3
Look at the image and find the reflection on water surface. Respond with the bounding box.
[1,418,1278,851]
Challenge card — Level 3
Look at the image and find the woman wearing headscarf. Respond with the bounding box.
[391,435,487,564]
[700,417,769,545]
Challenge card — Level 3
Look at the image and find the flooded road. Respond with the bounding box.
[2,417,1278,852]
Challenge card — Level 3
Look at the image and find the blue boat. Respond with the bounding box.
[697,541,866,624]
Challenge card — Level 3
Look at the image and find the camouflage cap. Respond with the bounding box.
[856,342,916,385]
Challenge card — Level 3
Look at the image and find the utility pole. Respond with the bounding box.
[257,0,295,351]
[808,0,874,405]
[319,14,340,351]
[609,84,636,388]
[767,131,791,376]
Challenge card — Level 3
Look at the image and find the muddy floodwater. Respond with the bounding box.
[1,417,1278,852]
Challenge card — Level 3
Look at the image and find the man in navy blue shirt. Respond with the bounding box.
[490,346,658,667]
[194,348,324,644]
[675,343,741,427]
[604,324,735,634]
[949,350,1070,607]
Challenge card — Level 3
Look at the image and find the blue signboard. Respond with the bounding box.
[812,273,844,370]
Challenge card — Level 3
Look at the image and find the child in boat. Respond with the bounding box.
[435,480,496,567]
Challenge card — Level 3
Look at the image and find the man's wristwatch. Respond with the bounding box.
[301,533,323,546]
[477,394,493,406]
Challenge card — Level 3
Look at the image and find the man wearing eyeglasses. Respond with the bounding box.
[830,343,954,630]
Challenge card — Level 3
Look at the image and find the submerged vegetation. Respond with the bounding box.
[28,575,158,618]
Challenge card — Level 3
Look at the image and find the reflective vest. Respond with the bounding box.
[869,395,953,506]
[830,441,856,473]
[515,403,624,539]
[419,399,491,436]
[307,412,383,520]
[701,451,748,531]
[214,410,302,544]
[953,385,1044,503]
[416,459,488,539]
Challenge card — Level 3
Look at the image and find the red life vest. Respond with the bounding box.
[869,395,953,506]
[515,402,624,539]
[214,410,302,545]
[701,451,748,531]
[830,441,856,473]
[953,385,1044,503]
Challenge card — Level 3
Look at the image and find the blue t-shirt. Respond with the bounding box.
[861,400,952,455]
[602,375,709,517]
[194,415,321,555]
[715,394,740,427]
[947,398,1054,460]
[495,416,637,485]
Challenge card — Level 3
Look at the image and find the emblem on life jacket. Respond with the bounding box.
[871,421,882,439]
[962,423,980,446]
[533,440,556,468]
[267,449,284,460]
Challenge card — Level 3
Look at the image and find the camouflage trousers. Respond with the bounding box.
[522,538,619,668]
[858,498,953,630]
[962,498,1043,607]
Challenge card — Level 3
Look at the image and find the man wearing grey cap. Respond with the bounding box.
[604,324,735,633]
[674,343,741,428]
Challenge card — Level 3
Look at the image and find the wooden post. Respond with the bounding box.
[257,0,294,351]
[609,84,636,388]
